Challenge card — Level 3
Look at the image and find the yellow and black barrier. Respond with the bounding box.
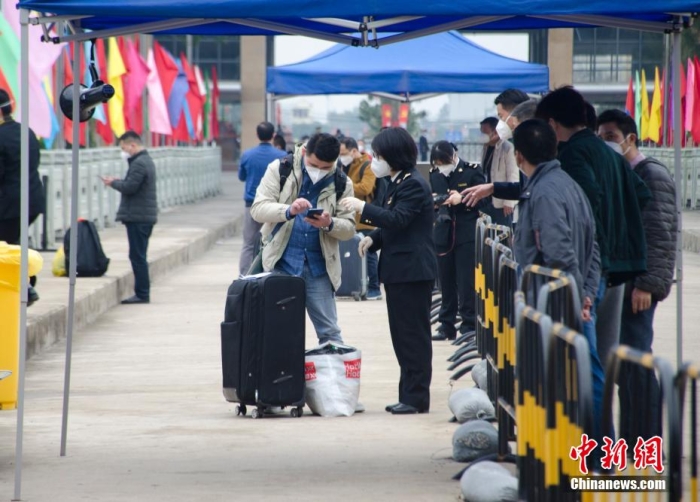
[515,293,551,502]
[676,363,698,502]
[545,322,594,502]
[520,265,583,332]
[601,346,683,501]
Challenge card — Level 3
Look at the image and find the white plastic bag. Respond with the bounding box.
[304,342,361,417]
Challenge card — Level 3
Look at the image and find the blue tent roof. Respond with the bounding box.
[16,0,696,40]
[267,32,549,96]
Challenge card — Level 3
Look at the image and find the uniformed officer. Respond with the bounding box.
[340,127,437,415]
[429,141,487,341]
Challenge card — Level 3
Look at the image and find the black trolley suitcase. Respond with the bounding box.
[336,233,368,301]
[221,273,306,418]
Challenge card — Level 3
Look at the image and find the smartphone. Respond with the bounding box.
[306,208,324,219]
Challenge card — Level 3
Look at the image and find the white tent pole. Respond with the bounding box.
[60,36,81,457]
[671,27,683,369]
[13,8,31,501]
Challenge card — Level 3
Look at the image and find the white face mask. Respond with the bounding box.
[120,150,131,161]
[605,141,624,155]
[305,166,329,184]
[477,133,491,144]
[339,154,354,166]
[496,119,512,141]
[438,164,456,177]
[370,157,391,178]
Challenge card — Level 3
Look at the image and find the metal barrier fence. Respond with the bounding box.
[28,146,223,249]
[602,346,682,502]
[520,265,583,332]
[676,363,698,502]
[639,147,700,209]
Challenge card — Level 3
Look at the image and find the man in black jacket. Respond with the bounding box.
[0,89,46,244]
[597,109,677,445]
[102,131,158,304]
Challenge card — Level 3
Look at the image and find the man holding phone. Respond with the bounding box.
[251,133,356,344]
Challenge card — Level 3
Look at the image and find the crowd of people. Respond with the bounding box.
[240,85,677,431]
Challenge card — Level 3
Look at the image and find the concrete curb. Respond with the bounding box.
[26,215,243,359]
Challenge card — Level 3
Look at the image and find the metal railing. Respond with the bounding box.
[28,146,222,249]
[639,147,700,209]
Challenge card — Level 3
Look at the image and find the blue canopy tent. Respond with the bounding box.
[266,31,549,102]
[9,1,697,499]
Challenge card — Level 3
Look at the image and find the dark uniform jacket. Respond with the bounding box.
[112,150,158,224]
[0,118,45,221]
[360,167,437,285]
[429,159,486,252]
[632,157,677,301]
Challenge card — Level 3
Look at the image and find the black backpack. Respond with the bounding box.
[279,154,347,201]
[64,220,110,277]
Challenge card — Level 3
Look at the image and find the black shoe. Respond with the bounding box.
[385,402,401,412]
[27,286,39,307]
[432,331,456,341]
[121,295,150,305]
[391,403,428,415]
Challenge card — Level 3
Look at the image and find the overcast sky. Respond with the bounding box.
[273,32,530,121]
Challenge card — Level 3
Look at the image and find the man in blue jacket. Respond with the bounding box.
[238,121,286,275]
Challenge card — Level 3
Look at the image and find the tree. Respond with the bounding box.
[358,96,427,137]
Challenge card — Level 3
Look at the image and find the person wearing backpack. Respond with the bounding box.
[102,131,157,305]
[339,137,382,300]
[251,133,356,344]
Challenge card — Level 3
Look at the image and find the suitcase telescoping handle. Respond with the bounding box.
[273,375,293,385]
[276,296,297,306]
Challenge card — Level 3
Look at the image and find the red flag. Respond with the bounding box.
[122,38,149,135]
[398,104,410,128]
[0,68,15,106]
[62,46,86,147]
[210,66,220,139]
[180,53,204,141]
[625,77,635,118]
[94,38,113,144]
[693,57,700,144]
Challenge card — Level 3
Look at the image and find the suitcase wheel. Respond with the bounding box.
[290,406,304,418]
[235,404,247,417]
[252,407,264,419]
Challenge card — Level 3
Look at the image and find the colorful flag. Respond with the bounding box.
[692,57,700,144]
[122,38,150,135]
[634,70,642,135]
[640,69,650,141]
[94,38,113,144]
[202,69,211,141]
[180,53,204,140]
[625,77,634,117]
[194,65,207,140]
[41,75,59,149]
[648,67,662,144]
[146,48,172,136]
[686,58,695,135]
[107,37,127,137]
[210,66,220,139]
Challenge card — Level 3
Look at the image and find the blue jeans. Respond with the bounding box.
[582,277,608,446]
[125,222,153,300]
[366,249,380,292]
[618,283,661,444]
[302,264,343,345]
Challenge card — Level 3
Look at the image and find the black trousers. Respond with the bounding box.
[437,242,476,334]
[125,222,154,300]
[0,215,41,245]
[384,280,433,410]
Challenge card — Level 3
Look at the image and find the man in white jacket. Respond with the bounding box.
[479,117,519,226]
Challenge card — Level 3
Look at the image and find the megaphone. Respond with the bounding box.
[59,81,115,122]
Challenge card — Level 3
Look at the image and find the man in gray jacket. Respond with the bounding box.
[102,131,157,304]
[597,109,677,445]
[512,119,604,441]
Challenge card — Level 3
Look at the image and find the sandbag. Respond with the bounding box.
[460,460,518,502]
[452,420,499,462]
[305,342,361,417]
[448,387,495,423]
[471,359,488,391]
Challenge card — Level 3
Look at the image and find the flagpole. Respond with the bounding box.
[671,27,683,370]
[13,8,31,501]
